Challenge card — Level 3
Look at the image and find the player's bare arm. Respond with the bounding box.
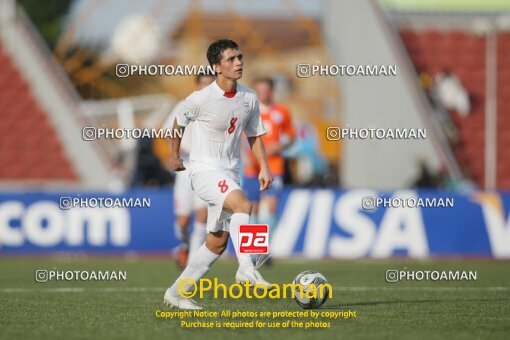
[168,119,186,171]
[248,135,273,190]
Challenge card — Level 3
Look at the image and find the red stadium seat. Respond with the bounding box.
[398,28,502,187]
[0,49,78,182]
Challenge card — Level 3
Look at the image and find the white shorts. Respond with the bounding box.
[190,168,241,233]
[173,169,208,216]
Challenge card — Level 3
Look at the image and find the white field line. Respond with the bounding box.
[0,286,509,293]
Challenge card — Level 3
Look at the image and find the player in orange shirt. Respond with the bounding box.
[242,78,295,260]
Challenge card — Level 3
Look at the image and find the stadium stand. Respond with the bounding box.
[497,32,510,189]
[0,4,113,187]
[400,29,510,189]
[0,46,77,181]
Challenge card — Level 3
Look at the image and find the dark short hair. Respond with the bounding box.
[207,39,239,68]
[253,77,274,89]
[196,71,215,84]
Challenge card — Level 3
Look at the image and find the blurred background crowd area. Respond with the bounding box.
[0,0,509,191]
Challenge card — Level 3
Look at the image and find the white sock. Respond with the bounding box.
[169,243,219,296]
[229,213,255,271]
[188,222,206,265]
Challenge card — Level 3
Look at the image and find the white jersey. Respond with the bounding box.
[163,100,192,157]
[176,81,266,173]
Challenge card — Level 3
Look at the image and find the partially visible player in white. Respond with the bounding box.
[164,39,273,310]
[163,73,214,269]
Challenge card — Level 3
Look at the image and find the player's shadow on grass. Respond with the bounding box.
[320,298,508,309]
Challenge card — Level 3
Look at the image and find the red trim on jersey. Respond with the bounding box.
[223,90,237,98]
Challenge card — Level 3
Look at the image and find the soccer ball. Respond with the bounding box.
[292,271,330,309]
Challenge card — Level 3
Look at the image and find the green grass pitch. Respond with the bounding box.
[0,257,509,339]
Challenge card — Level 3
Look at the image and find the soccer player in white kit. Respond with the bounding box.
[163,73,214,269]
[164,39,273,310]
